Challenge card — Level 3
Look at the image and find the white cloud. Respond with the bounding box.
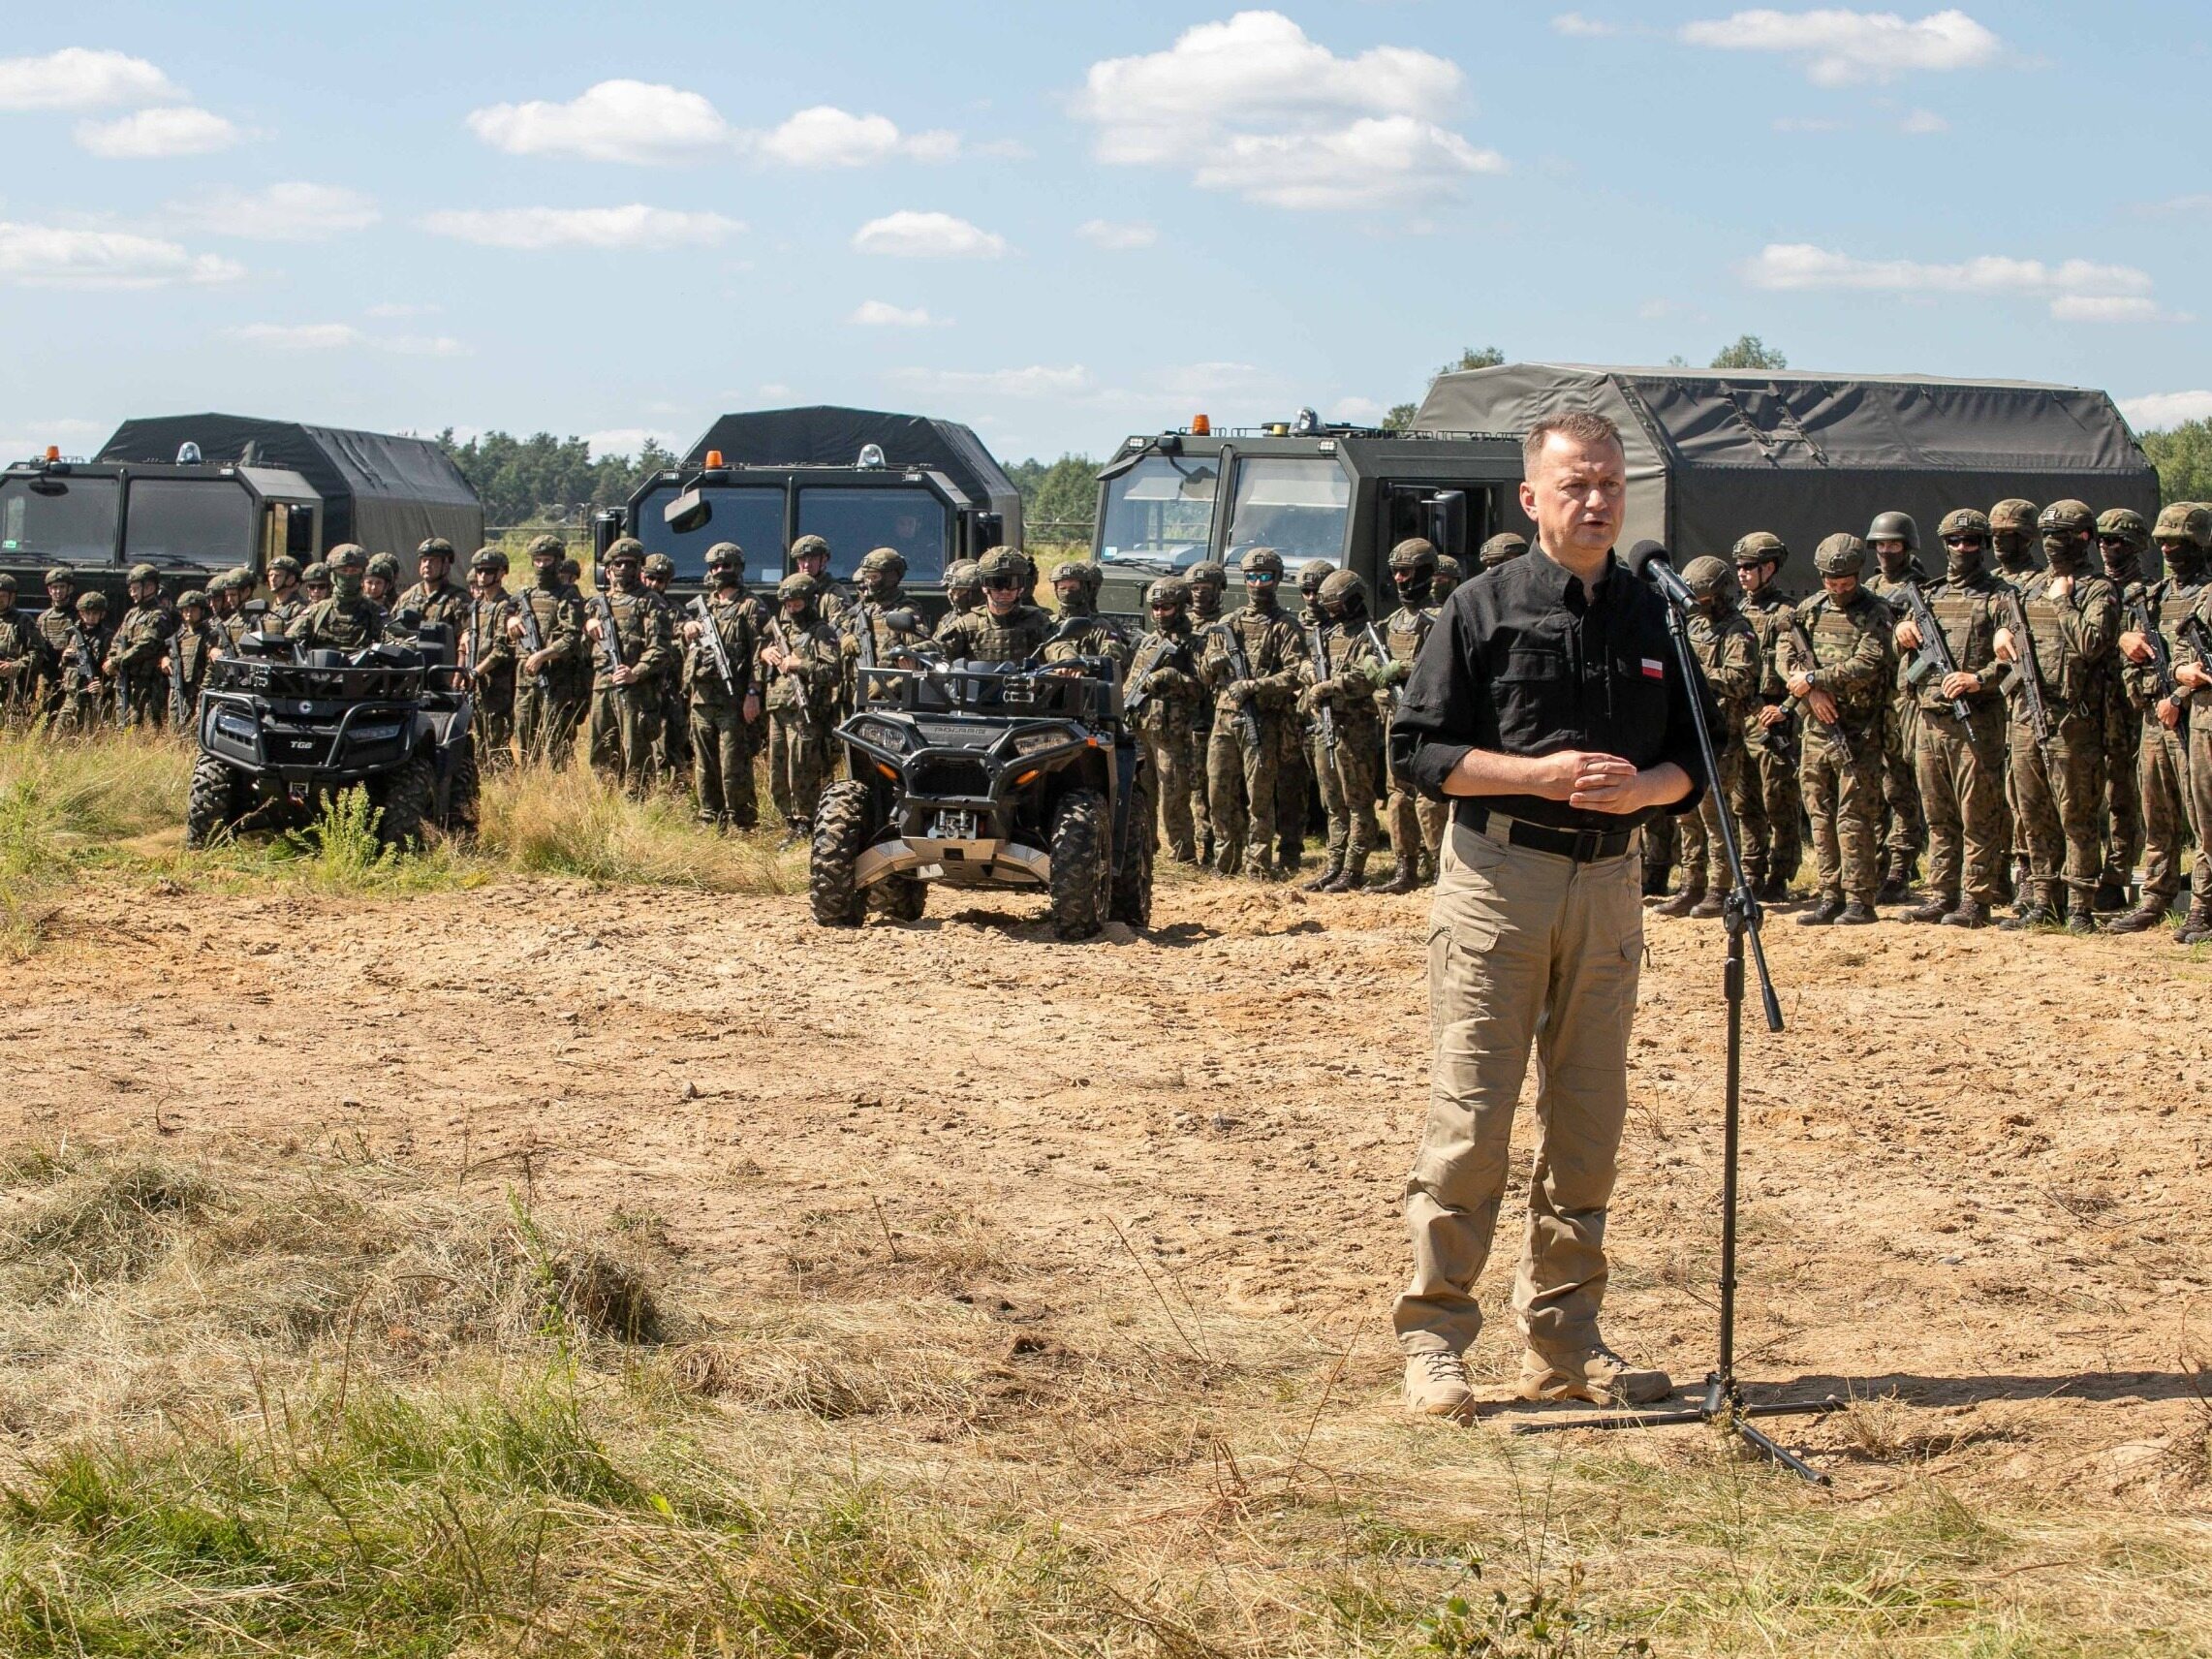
[888,364,1090,398]
[228,322,361,350]
[468,79,732,164]
[2119,391,2212,430]
[421,205,742,250]
[0,47,180,110]
[0,222,244,288]
[76,106,240,159]
[1680,8,2001,86]
[1329,395,1387,423]
[1773,115,1848,131]
[1742,243,2153,298]
[2132,193,2212,217]
[0,417,106,464]
[2048,296,2190,324]
[1551,13,1618,36]
[1077,218,1158,250]
[848,299,942,327]
[852,210,1007,258]
[1075,11,1497,210]
[366,301,439,319]
[753,106,957,167]
[583,427,681,457]
[385,334,471,357]
[165,181,378,240]
[1899,108,1947,134]
[758,383,794,399]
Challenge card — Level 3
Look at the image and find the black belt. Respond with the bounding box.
[1473,809,1636,864]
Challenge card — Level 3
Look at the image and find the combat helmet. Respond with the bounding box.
[641,551,676,580]
[1682,554,1733,599]
[2095,507,2148,549]
[1478,532,1529,569]
[1863,511,1918,549]
[417,536,455,562]
[790,534,830,563]
[977,548,1026,588]
[1316,568,1367,614]
[2153,501,2212,549]
[366,551,400,582]
[2037,500,2095,537]
[77,590,108,614]
[1388,536,1438,574]
[704,542,745,577]
[776,573,815,604]
[1296,558,1335,598]
[1186,559,1226,588]
[327,544,367,572]
[1145,577,1189,611]
[604,537,644,567]
[1731,530,1787,566]
[525,533,565,560]
[301,561,329,587]
[1937,509,1990,542]
[1814,533,1866,577]
[127,562,161,587]
[1238,547,1285,579]
[944,558,981,595]
[266,554,302,580]
[1988,499,2039,535]
[1053,557,1102,594]
[177,587,208,611]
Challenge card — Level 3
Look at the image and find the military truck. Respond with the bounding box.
[2,414,483,611]
[1090,410,1527,617]
[592,405,1020,618]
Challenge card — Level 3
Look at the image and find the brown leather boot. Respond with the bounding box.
[1654,884,1705,918]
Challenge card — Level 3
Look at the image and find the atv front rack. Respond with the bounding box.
[856,661,1122,723]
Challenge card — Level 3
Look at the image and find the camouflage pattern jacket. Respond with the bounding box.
[1687,606,1760,743]
[760,614,843,719]
[0,610,39,705]
[587,587,673,694]
[287,596,386,652]
[108,601,173,685]
[1199,605,1305,723]
[397,579,471,633]
[1126,620,1205,738]
[1776,587,1890,734]
[687,592,759,711]
[936,602,1056,663]
[2003,571,2119,724]
[464,594,519,702]
[514,582,588,694]
[2121,575,2207,715]
[1299,615,1386,735]
[1914,570,2011,714]
[169,619,222,720]
[1042,610,1131,673]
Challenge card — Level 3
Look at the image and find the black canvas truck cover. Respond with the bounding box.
[99,414,483,555]
[1412,364,2160,583]
[684,406,1024,546]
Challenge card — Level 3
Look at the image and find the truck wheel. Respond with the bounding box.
[810,780,869,926]
[870,875,927,923]
[442,737,481,841]
[1108,762,1154,930]
[1048,788,1107,940]
[184,754,246,849]
[372,752,436,851]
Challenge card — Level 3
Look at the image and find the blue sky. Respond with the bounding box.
[2,3,2207,470]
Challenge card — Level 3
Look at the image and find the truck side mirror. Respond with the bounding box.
[665,490,710,534]
[1425,491,1469,562]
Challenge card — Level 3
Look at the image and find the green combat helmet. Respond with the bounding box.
[327,544,367,572]
[1683,554,1733,601]
[266,554,302,580]
[1296,558,1335,600]
[977,548,1025,587]
[525,533,565,560]
[365,551,401,581]
[301,561,330,588]
[1238,547,1285,579]
[1863,511,1918,550]
[1388,537,1438,575]
[776,572,815,604]
[2095,507,2148,550]
[417,536,455,562]
[1145,577,1189,611]
[76,590,108,615]
[1430,553,1464,598]
[704,542,745,577]
[2153,501,2212,549]
[1731,531,1786,567]
[1989,499,2039,535]
[1316,567,1366,614]
[1938,509,1990,540]
[1814,533,1866,577]
[127,562,161,587]
[642,551,675,581]
[1478,532,1529,569]
[177,588,208,611]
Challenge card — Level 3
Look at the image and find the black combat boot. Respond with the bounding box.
[1382,858,1421,895]
[1642,861,1674,899]
[2177,904,2212,946]
[1688,891,1729,920]
[1999,886,2057,930]
[1940,897,1989,928]
[1655,883,1705,918]
[1299,856,1343,893]
[1796,895,1845,926]
[1756,874,1791,904]
[2064,893,2098,935]
[2104,900,2169,934]
[1836,898,1879,924]
[1905,893,1955,923]
[1875,854,1910,906]
[1322,853,1368,893]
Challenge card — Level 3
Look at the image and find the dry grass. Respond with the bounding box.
[478,761,796,893]
[0,1143,2207,1657]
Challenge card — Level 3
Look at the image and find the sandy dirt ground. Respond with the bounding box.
[6,870,2212,1507]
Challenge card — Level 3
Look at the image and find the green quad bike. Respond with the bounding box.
[809,621,1152,939]
[184,610,479,851]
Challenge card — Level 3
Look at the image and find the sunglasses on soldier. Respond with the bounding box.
[981,576,1021,591]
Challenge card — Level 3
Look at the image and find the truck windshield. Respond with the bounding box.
[124,478,253,568]
[796,486,949,583]
[1224,456,1350,564]
[1097,454,1218,573]
[0,475,120,564]
[637,483,787,581]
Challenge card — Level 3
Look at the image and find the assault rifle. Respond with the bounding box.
[2179,613,2212,710]
[2125,590,2178,706]
[1361,618,1400,715]
[1780,612,1853,762]
[1304,622,1338,761]
[771,620,815,739]
[691,593,736,694]
[1997,588,2057,759]
[168,625,187,725]
[1213,618,1265,748]
[514,591,552,693]
[589,592,626,680]
[1122,629,1189,719]
[1894,580,1973,723]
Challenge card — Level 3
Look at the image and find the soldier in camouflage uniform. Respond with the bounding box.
[941,559,982,625]
[106,563,173,729]
[1430,552,1465,602]
[1657,556,1759,919]
[1731,533,1801,901]
[2173,547,2212,943]
[59,591,116,733]
[508,534,589,767]
[162,589,220,728]
[1184,560,1228,862]
[637,552,685,781]
[1994,500,2121,932]
[463,548,519,769]
[1863,512,1928,901]
[938,548,1056,660]
[210,571,255,650]
[1044,557,1131,669]
[1894,510,2013,928]
[34,568,78,717]
[1201,548,1306,879]
[792,535,854,631]
[1990,499,2041,583]
[288,544,387,651]
[300,561,330,607]
[684,542,762,830]
[1280,559,1337,871]
[1477,532,1528,571]
[583,539,673,795]
[2091,509,2151,910]
[0,575,36,719]
[397,538,470,633]
[363,552,401,625]
[1779,533,1890,924]
[1297,569,1386,891]
[763,572,850,838]
[1378,538,1448,892]
[1127,578,1206,863]
[263,555,308,630]
[845,548,934,706]
[2108,503,2208,934]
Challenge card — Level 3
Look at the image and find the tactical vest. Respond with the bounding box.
[1385,604,1433,666]
[1317,619,1382,726]
[1796,593,1886,726]
[1688,610,1759,735]
[1919,578,2007,709]
[2012,575,2114,714]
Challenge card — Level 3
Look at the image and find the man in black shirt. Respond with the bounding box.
[1388,411,1706,1422]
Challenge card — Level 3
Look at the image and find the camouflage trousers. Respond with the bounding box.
[2009,713,2103,908]
[1677,739,1746,893]
[117,671,169,731]
[657,683,692,782]
[2190,717,2212,913]
[1206,710,1296,877]
[474,687,514,772]
[690,705,759,829]
[1739,714,1801,883]
[1800,726,1883,904]
[2101,713,2143,894]
[1642,811,1676,888]
[1315,718,1384,863]
[1386,780,1446,875]
[1277,720,1312,860]
[1881,694,1924,869]
[59,688,112,736]
[767,709,828,830]
[1189,715,1214,860]
[2138,714,2195,906]
[587,685,655,795]
[1915,703,2009,905]
[1139,720,1199,862]
[514,680,584,767]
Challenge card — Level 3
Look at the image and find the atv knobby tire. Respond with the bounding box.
[371,751,436,851]
[1048,788,1108,940]
[441,737,481,841]
[870,875,927,923]
[184,753,250,849]
[810,780,870,926]
[1108,758,1154,930]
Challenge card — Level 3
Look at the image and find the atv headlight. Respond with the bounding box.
[1011,728,1071,758]
[215,711,258,741]
[351,720,406,744]
[851,717,913,753]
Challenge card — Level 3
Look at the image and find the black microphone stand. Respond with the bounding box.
[1513,551,1842,1485]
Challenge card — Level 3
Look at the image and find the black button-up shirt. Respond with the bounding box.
[1389,547,1708,833]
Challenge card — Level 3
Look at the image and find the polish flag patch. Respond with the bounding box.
[1640,657,1665,679]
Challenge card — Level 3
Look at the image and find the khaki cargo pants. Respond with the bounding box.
[1395,812,1644,1360]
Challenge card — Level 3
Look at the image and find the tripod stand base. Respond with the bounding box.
[1511,1378,1845,1486]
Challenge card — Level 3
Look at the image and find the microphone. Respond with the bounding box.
[1630,539,1696,610]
